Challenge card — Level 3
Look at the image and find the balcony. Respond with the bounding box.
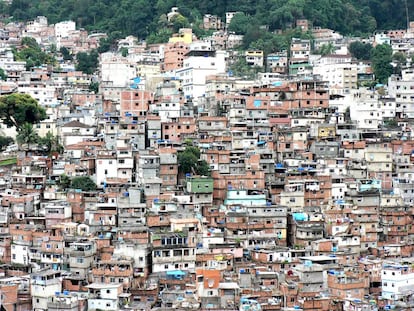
[67,247,95,257]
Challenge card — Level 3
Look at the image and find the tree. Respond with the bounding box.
[16,122,39,146]
[315,43,335,56]
[228,12,252,35]
[0,93,47,129]
[349,41,373,60]
[171,14,190,32]
[76,50,99,74]
[371,43,393,84]
[89,81,99,94]
[392,52,407,65]
[392,52,407,75]
[0,136,14,150]
[119,47,128,57]
[178,146,210,176]
[38,132,63,155]
[229,57,263,80]
[59,174,71,190]
[0,68,6,81]
[13,37,56,70]
[146,29,173,44]
[59,46,73,61]
[70,176,97,191]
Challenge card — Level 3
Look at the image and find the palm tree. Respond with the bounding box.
[16,123,39,150]
[39,131,64,155]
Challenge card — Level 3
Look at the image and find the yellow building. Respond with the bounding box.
[169,28,193,44]
[318,124,336,139]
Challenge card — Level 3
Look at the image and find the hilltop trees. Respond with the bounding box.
[2,0,413,39]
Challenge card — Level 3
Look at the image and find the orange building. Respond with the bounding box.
[120,90,153,121]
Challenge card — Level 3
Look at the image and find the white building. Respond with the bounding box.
[176,50,227,102]
[86,283,122,311]
[381,264,414,300]
[388,70,414,119]
[31,270,62,311]
[59,120,96,146]
[100,52,138,88]
[17,84,58,107]
[54,21,76,49]
[11,243,29,265]
[313,62,357,93]
[95,154,118,187]
[349,91,383,130]
[116,148,134,182]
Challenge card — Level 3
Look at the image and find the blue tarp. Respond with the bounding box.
[167,270,185,276]
[293,213,308,221]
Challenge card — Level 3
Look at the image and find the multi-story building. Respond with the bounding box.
[86,283,124,311]
[176,49,227,101]
[381,263,414,302]
[31,269,62,311]
[151,224,197,273]
[66,239,97,279]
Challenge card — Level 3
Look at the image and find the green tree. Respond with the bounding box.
[59,174,71,190]
[59,46,73,61]
[70,176,97,191]
[178,146,210,176]
[171,14,190,32]
[89,81,99,94]
[392,52,407,65]
[228,12,252,35]
[120,47,128,57]
[349,41,373,60]
[315,43,335,56]
[97,37,112,53]
[146,29,173,44]
[371,43,393,84]
[14,37,55,70]
[229,57,263,80]
[0,68,6,81]
[76,50,99,74]
[0,136,14,150]
[0,93,47,129]
[38,132,63,155]
[392,52,407,75]
[16,122,40,147]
